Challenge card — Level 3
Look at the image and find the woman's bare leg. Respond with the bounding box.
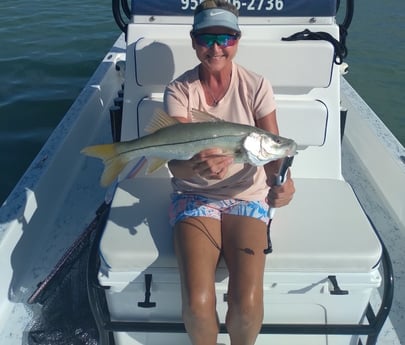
[174,217,222,345]
[221,215,267,345]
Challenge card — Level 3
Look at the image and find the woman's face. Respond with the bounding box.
[191,26,240,74]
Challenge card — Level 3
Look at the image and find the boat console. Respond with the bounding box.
[88,1,393,344]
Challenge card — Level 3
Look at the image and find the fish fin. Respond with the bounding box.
[81,143,118,161]
[191,109,223,123]
[81,144,129,187]
[144,108,180,133]
[146,158,168,174]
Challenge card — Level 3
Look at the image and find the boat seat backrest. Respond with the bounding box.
[133,38,335,93]
[136,96,328,148]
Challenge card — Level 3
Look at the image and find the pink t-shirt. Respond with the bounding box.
[164,62,276,200]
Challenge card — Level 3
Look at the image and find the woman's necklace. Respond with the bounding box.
[205,87,220,106]
[201,73,231,107]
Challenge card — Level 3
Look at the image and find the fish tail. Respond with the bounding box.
[81,144,129,186]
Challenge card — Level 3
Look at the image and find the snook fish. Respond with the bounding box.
[81,109,297,186]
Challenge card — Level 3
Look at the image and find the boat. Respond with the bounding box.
[1,0,404,344]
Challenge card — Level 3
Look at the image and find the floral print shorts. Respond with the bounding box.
[169,193,269,226]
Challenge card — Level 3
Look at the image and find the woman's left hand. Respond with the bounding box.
[266,170,295,208]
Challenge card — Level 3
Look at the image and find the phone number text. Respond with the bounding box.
[181,0,284,12]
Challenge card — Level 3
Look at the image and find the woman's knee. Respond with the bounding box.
[227,288,264,323]
[183,289,217,321]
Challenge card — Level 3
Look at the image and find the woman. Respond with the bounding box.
[164,1,295,344]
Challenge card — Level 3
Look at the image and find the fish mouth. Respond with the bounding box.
[281,141,298,158]
[286,143,298,157]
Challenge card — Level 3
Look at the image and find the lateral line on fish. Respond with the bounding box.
[108,134,244,162]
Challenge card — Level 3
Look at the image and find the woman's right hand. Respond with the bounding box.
[169,148,233,180]
[190,148,234,180]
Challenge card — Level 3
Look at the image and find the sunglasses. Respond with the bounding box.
[193,33,240,48]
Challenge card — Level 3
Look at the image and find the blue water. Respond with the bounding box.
[344,0,405,143]
[0,0,117,204]
[0,0,404,206]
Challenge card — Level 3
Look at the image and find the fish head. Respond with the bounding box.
[243,132,297,166]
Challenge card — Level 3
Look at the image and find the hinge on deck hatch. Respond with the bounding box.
[138,274,157,308]
[328,275,349,295]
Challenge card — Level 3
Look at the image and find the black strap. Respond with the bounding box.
[282,29,347,65]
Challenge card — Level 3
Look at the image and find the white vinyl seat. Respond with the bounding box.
[99,177,381,285]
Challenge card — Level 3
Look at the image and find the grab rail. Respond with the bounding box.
[112,0,130,34]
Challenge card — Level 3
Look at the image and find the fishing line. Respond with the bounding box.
[180,218,222,252]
